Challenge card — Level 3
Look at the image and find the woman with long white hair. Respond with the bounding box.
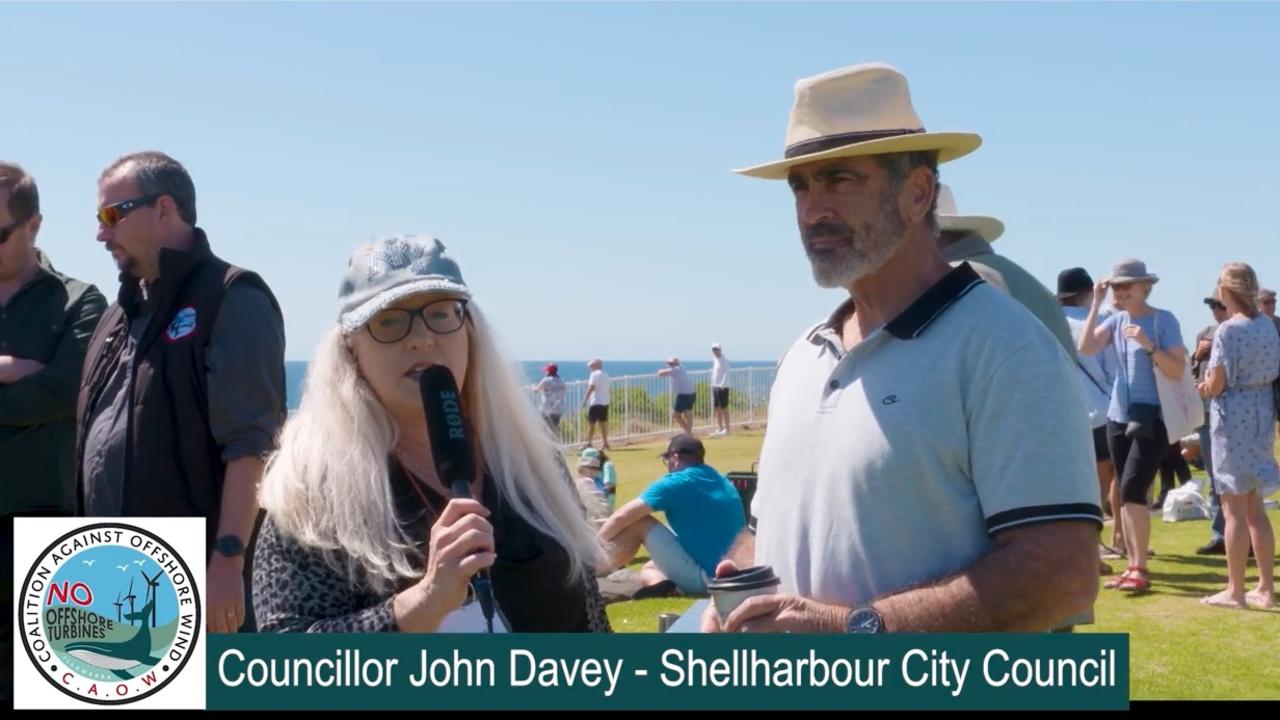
[1197,262,1277,610]
[1079,258,1187,593]
[253,235,610,632]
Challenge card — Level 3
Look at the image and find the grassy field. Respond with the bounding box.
[583,430,1280,701]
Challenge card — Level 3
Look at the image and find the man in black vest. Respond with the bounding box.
[77,151,286,634]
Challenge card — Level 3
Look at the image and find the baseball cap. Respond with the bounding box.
[661,433,705,461]
[337,235,470,335]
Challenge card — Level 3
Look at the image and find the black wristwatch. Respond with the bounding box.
[845,606,886,634]
[214,535,245,558]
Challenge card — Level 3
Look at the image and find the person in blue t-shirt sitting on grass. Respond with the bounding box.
[597,434,744,594]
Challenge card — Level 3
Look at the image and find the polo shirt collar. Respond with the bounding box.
[807,262,985,346]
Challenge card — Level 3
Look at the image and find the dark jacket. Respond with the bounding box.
[0,252,106,515]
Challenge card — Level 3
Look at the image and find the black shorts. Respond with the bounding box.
[588,404,609,423]
[1107,418,1170,505]
[713,387,730,409]
[673,393,696,413]
[1092,425,1111,463]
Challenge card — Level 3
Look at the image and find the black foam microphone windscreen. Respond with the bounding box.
[418,364,476,496]
[417,364,495,632]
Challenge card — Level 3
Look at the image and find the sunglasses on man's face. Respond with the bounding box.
[97,194,162,228]
[0,217,29,245]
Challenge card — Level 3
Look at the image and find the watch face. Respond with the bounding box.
[216,536,244,556]
[849,609,882,633]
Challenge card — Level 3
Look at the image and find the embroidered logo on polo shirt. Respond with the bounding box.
[164,307,197,342]
[881,395,901,405]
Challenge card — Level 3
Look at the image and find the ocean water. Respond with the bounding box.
[284,359,770,410]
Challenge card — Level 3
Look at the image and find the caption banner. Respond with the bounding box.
[207,633,1128,710]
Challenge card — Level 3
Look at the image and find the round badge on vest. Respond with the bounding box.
[164,306,198,343]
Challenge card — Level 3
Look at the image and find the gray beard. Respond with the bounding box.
[807,235,901,288]
[804,193,906,289]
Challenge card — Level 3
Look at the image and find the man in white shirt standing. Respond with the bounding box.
[710,344,731,436]
[582,358,612,450]
[703,62,1100,635]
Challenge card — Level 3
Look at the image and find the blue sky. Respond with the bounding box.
[4,2,1277,361]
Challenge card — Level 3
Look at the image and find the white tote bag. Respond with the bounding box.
[1153,312,1204,442]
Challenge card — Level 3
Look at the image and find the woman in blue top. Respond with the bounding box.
[1079,259,1187,593]
[1197,262,1277,610]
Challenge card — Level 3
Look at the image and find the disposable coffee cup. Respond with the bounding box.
[706,565,781,624]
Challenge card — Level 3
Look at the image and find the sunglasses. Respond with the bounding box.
[97,194,162,227]
[366,299,468,343]
[0,216,29,245]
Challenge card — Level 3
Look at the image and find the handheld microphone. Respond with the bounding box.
[418,365,496,633]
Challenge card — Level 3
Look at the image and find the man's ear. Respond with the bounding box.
[900,164,937,227]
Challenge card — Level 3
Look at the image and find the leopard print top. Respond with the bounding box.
[253,461,611,634]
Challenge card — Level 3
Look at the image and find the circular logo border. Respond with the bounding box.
[18,521,203,706]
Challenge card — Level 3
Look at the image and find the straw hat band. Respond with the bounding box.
[785,128,925,159]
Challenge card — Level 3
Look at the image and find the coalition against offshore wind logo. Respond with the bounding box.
[18,522,201,705]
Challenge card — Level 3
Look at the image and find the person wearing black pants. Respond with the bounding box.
[1078,258,1187,594]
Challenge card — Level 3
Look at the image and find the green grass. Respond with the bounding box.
[589,431,1280,700]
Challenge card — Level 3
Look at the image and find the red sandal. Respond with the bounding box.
[1116,566,1150,592]
[1104,566,1137,589]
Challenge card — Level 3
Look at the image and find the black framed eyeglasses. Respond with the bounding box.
[97,194,162,227]
[0,216,29,245]
[366,299,468,343]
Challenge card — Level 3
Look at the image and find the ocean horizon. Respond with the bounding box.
[285,359,773,410]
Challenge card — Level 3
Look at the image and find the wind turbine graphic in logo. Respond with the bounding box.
[63,570,163,680]
[123,576,137,626]
[141,571,162,628]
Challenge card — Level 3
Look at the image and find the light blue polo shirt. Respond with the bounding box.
[753,264,1102,625]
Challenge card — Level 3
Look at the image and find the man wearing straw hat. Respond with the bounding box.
[936,185,1076,359]
[704,63,1101,634]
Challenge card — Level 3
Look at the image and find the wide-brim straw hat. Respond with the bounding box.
[734,63,981,180]
[935,184,1004,242]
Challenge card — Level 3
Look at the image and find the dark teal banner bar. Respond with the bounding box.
[207,633,1128,710]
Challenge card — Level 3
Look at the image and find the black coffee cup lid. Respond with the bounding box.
[706,565,780,592]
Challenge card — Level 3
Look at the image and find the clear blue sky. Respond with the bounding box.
[5,2,1277,361]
